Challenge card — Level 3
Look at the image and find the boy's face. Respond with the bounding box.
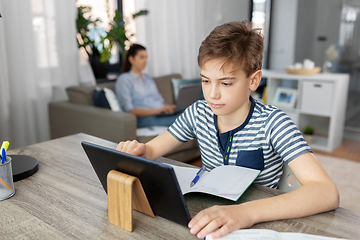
[200,58,261,120]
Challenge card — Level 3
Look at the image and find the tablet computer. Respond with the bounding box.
[174,83,202,113]
[159,83,202,115]
[81,141,191,227]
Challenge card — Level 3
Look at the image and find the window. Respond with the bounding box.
[32,0,58,68]
[250,0,272,69]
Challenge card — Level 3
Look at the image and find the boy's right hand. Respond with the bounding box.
[116,140,146,158]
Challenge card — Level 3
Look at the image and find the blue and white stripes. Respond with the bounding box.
[168,98,312,188]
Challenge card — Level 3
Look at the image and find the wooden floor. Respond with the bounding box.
[189,138,360,167]
[313,138,360,163]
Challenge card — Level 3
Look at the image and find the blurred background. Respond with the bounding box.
[0,0,359,149]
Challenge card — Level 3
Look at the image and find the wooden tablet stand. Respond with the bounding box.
[107,170,156,232]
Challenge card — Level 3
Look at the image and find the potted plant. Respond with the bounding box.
[76,6,148,78]
[303,125,315,144]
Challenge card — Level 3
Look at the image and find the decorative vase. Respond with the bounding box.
[89,55,109,79]
[322,60,332,73]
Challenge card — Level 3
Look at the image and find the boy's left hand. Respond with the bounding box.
[188,204,255,239]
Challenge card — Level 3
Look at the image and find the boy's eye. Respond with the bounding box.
[201,79,209,84]
[222,82,232,86]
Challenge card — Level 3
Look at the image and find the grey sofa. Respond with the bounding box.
[49,74,200,162]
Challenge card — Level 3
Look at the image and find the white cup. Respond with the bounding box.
[303,59,315,69]
[294,62,303,69]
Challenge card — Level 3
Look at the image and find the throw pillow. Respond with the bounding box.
[103,87,122,112]
[171,78,203,101]
[93,87,122,112]
[93,87,111,109]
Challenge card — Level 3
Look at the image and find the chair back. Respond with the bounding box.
[278,162,301,192]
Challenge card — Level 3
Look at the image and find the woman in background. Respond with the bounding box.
[115,44,181,128]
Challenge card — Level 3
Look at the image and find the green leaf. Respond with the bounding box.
[132,10,149,19]
[76,5,148,62]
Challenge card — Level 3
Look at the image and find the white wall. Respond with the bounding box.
[295,0,342,67]
[134,0,250,78]
[268,0,298,70]
[201,0,250,38]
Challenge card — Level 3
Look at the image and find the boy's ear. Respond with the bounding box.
[249,70,262,91]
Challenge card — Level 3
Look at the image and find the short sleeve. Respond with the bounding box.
[267,109,312,163]
[167,101,198,142]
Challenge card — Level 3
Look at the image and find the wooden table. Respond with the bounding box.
[1,133,360,239]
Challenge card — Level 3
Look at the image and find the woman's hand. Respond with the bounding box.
[161,103,176,114]
[188,204,255,239]
[116,140,146,158]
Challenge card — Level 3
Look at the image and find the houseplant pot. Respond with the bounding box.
[303,125,315,144]
[89,55,109,79]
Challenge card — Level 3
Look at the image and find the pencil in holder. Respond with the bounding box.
[0,156,15,201]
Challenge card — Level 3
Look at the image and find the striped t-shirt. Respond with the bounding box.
[168,97,312,188]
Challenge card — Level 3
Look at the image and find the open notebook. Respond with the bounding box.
[166,164,260,201]
[205,229,343,240]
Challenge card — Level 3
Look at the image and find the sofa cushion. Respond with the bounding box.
[66,81,116,106]
[93,87,122,112]
[93,87,111,109]
[66,85,96,105]
[97,81,116,91]
[104,88,122,111]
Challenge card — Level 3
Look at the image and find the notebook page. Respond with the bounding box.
[206,229,280,240]
[206,229,343,240]
[167,164,260,201]
[280,232,343,240]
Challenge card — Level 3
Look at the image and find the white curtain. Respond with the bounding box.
[0,0,80,148]
[133,0,250,79]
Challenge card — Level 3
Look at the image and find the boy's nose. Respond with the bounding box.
[209,85,220,99]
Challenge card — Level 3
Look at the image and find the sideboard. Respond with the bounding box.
[262,70,349,152]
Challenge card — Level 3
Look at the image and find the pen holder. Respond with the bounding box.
[0,156,15,201]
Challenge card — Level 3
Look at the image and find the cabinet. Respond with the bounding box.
[262,70,349,152]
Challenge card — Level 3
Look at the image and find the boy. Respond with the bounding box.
[116,21,339,239]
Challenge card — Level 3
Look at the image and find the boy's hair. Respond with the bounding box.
[198,21,264,77]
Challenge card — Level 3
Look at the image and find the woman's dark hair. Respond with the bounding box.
[121,44,146,73]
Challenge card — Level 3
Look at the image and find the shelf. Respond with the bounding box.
[309,135,329,151]
[299,110,332,118]
[264,70,349,152]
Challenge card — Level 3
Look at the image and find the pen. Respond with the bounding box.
[1,141,9,152]
[0,141,11,189]
[190,167,205,187]
[0,177,11,190]
[1,148,6,164]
